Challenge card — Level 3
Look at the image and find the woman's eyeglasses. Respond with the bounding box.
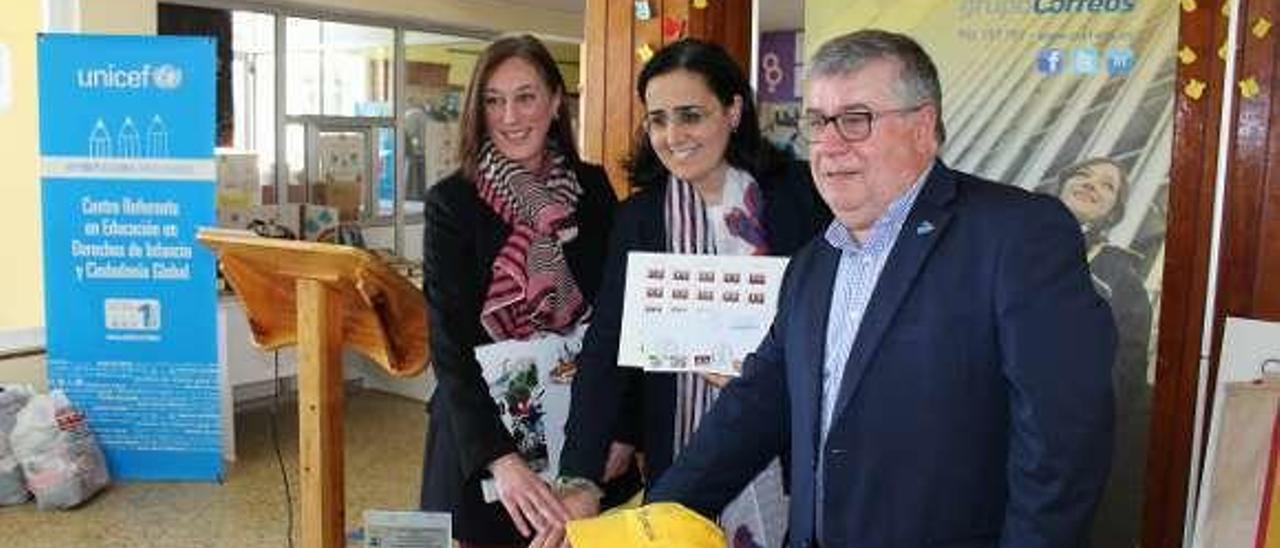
[483,90,543,113]
[799,104,926,143]
[642,106,714,134]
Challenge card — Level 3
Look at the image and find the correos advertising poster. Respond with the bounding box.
[37,34,220,481]
[804,2,1173,547]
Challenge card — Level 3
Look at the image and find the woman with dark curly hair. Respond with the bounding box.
[554,39,830,544]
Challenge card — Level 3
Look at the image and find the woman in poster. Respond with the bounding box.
[417,35,618,547]
[1042,157,1153,548]
[557,39,830,546]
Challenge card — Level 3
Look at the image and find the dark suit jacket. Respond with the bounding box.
[647,162,1117,548]
[560,160,830,490]
[418,164,616,544]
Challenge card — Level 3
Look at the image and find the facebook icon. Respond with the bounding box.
[1037,48,1064,75]
[1107,47,1136,76]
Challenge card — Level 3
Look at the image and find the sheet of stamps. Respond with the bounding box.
[618,252,788,376]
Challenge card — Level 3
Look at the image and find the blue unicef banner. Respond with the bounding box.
[37,34,220,481]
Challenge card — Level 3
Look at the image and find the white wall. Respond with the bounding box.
[81,0,156,34]
[0,0,158,382]
[0,1,47,379]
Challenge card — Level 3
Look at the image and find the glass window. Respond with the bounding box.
[402,32,484,215]
[229,11,277,204]
[286,18,394,117]
[176,6,576,253]
[284,122,306,203]
[375,126,396,217]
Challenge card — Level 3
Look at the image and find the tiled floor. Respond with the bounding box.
[0,389,427,547]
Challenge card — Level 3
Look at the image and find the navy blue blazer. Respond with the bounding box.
[560,160,830,490]
[648,162,1116,548]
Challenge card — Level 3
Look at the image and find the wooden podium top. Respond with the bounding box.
[198,228,427,377]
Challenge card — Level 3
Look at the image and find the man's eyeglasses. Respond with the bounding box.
[642,106,713,134]
[799,104,927,143]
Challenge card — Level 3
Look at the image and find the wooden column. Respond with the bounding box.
[581,0,752,197]
[1146,0,1280,545]
[297,278,346,548]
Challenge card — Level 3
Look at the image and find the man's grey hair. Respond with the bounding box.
[808,29,946,143]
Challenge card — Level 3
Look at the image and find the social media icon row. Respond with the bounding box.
[1036,47,1134,76]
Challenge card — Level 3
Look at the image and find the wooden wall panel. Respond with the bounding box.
[581,0,752,198]
[687,0,751,75]
[1218,0,1276,322]
[1144,1,1227,544]
[603,0,636,197]
[1259,137,1280,318]
[581,0,608,164]
[1147,0,1280,545]
[1245,0,1280,317]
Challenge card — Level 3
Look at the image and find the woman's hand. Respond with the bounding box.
[528,524,569,548]
[559,484,602,520]
[603,441,636,482]
[489,453,572,537]
[528,483,599,548]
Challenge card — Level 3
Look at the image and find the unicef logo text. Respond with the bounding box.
[76,64,184,90]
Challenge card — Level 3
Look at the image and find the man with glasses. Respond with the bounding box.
[646,29,1116,547]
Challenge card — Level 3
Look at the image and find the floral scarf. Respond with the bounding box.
[665,166,767,451]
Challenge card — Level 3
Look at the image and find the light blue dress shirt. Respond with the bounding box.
[815,165,929,534]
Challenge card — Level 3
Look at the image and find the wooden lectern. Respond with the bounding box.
[198,229,428,548]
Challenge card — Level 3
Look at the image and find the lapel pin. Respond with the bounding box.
[916,221,935,236]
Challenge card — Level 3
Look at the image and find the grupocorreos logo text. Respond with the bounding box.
[958,0,1137,17]
[76,63,184,90]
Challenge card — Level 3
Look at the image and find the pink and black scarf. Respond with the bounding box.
[475,140,586,341]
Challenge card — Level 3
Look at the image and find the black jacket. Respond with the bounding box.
[560,160,830,490]
[418,163,616,544]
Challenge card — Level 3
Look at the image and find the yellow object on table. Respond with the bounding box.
[566,503,724,548]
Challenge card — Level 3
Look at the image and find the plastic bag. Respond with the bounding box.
[9,390,111,510]
[0,385,34,505]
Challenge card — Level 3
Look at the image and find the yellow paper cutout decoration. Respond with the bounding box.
[693,0,709,9]
[1179,46,1198,65]
[1239,77,1260,99]
[1219,41,1229,60]
[1254,18,1272,38]
[638,43,655,63]
[1185,78,1207,100]
[1181,0,1196,12]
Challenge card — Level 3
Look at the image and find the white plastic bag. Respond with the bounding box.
[0,385,34,505]
[9,390,111,510]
